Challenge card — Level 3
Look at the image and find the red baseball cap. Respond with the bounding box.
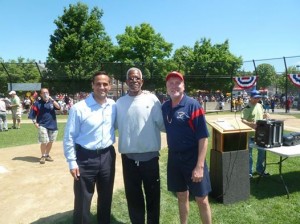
[166,71,184,81]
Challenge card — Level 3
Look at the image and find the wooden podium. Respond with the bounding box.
[207,119,253,204]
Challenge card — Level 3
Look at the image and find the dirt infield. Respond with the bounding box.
[0,134,168,224]
[0,113,299,223]
[0,142,111,223]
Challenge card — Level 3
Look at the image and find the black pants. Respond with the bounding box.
[73,145,116,224]
[122,155,160,224]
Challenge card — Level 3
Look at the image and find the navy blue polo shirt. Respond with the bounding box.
[162,95,209,152]
[28,99,58,130]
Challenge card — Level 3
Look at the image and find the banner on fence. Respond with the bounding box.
[288,74,300,87]
[233,76,257,89]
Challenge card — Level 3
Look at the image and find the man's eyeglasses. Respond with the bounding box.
[127,77,141,81]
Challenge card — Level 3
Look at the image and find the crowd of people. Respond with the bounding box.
[226,91,297,113]
[194,90,297,114]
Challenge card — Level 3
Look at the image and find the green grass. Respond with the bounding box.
[0,113,67,148]
[1,114,300,223]
[5,113,69,120]
[0,123,66,148]
[51,146,300,224]
[291,113,300,119]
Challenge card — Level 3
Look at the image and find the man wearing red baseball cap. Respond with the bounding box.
[165,71,184,81]
[162,71,212,224]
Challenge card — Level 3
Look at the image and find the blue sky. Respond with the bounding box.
[0,0,299,73]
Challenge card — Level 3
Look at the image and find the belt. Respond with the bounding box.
[75,144,113,154]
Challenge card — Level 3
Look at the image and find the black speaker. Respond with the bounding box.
[210,149,250,204]
[283,132,300,146]
[255,119,284,148]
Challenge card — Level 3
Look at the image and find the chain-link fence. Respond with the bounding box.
[1,56,300,110]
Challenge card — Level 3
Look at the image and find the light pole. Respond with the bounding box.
[296,65,300,110]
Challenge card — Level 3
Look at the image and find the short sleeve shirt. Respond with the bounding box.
[28,99,58,130]
[162,95,209,152]
[241,103,264,123]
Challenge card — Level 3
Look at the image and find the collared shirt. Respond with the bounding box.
[63,93,116,169]
[162,94,209,152]
[241,102,264,122]
[10,95,21,109]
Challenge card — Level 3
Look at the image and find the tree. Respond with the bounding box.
[48,2,113,63]
[173,38,242,93]
[173,46,194,71]
[46,2,114,92]
[114,23,173,89]
[255,63,276,89]
[0,57,41,94]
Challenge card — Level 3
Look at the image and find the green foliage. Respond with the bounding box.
[115,23,173,63]
[256,63,276,89]
[48,2,113,63]
[46,2,114,89]
[115,23,173,90]
[0,58,41,94]
[173,38,243,93]
[173,46,194,68]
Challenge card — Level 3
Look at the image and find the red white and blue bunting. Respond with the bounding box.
[233,76,257,89]
[287,74,300,87]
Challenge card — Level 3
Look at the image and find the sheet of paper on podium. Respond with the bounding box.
[213,119,253,132]
[214,120,235,130]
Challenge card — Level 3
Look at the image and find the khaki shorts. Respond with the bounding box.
[38,126,58,144]
[11,108,22,119]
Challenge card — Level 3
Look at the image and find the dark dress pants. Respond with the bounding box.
[122,155,160,224]
[73,146,116,224]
